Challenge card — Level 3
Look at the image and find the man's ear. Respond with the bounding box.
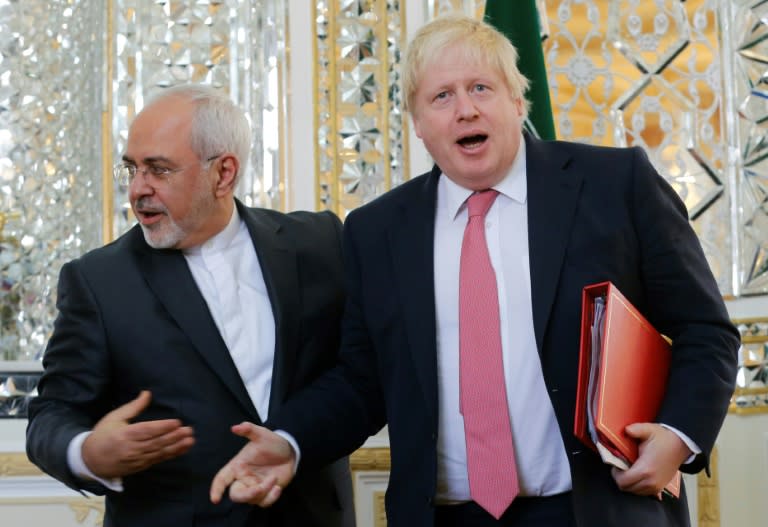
[514,97,524,116]
[214,154,239,196]
[412,113,423,139]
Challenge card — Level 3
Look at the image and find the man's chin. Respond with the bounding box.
[140,224,182,249]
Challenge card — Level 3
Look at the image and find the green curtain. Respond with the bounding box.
[484,0,557,140]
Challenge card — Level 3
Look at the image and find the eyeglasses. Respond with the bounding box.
[113,154,222,187]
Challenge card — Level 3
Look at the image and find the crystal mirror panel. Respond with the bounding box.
[731,319,768,412]
[314,0,408,216]
[111,0,288,238]
[0,1,104,362]
[731,0,768,295]
[546,0,732,294]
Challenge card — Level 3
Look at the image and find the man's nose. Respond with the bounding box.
[456,92,479,120]
[128,168,154,199]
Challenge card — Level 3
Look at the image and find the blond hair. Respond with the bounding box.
[402,14,530,117]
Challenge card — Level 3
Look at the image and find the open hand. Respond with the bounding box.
[210,422,296,507]
[82,390,195,478]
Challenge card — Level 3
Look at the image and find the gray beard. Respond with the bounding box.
[140,219,186,249]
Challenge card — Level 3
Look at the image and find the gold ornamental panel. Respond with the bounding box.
[543,0,731,294]
[698,446,720,527]
[313,0,408,217]
[0,452,42,477]
[0,496,105,526]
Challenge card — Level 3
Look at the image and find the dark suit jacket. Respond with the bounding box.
[26,200,355,527]
[270,136,740,527]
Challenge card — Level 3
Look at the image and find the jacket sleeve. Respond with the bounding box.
[628,146,739,473]
[26,260,112,494]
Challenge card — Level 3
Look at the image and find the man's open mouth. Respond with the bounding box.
[457,134,488,148]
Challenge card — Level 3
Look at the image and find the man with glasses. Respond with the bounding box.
[26,84,355,527]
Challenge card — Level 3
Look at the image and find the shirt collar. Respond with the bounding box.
[183,204,241,256]
[441,134,528,221]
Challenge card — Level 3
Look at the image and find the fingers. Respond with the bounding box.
[85,427,196,478]
[612,465,658,496]
[260,483,283,507]
[230,476,282,507]
[210,463,236,504]
[230,421,265,441]
[134,424,196,463]
[612,423,689,496]
[107,390,153,422]
[624,422,654,441]
[124,419,193,442]
[211,471,281,506]
[85,417,196,478]
[230,422,295,467]
[210,422,294,506]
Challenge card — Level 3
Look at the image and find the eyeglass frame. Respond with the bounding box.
[113,154,223,187]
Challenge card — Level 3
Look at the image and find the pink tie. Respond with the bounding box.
[459,190,519,519]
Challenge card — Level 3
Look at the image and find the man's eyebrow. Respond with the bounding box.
[120,155,173,164]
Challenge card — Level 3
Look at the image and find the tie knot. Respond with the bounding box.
[467,190,499,218]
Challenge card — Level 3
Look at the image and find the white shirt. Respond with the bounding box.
[433,141,572,501]
[184,207,276,421]
[67,206,276,490]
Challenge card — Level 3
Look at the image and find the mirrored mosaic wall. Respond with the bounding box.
[0,0,287,367]
[314,0,408,216]
[544,0,733,292]
[0,1,104,362]
[731,318,768,413]
[427,0,768,297]
[0,372,38,418]
[730,0,768,296]
[111,0,289,237]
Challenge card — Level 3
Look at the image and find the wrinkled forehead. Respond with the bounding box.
[126,97,195,154]
[419,39,501,79]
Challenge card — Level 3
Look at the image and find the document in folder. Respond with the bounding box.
[574,281,681,498]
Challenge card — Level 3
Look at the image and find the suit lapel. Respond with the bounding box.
[382,142,580,423]
[526,135,583,352]
[236,202,301,418]
[135,232,259,421]
[388,168,440,428]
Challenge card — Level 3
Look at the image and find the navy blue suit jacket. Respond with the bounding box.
[27,201,355,527]
[271,136,739,527]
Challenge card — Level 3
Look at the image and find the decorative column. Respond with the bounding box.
[313,0,408,216]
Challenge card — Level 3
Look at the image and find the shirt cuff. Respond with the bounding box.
[67,431,124,492]
[660,424,701,465]
[273,430,300,475]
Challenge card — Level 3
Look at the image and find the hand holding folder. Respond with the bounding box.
[574,281,681,499]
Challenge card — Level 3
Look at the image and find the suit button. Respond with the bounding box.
[427,497,434,505]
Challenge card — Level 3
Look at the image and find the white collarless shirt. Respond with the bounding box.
[433,139,572,501]
[183,207,276,421]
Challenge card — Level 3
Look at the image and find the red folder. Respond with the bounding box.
[574,281,680,498]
